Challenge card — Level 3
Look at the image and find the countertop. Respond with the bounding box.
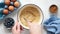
[0,0,60,34]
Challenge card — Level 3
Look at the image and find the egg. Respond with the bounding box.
[14,1,20,7]
[4,0,10,1]
[3,9,9,15]
[8,6,14,11]
[5,0,10,5]
[11,0,16,2]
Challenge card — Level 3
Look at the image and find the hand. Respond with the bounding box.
[12,22,23,34]
[23,17,42,34]
[27,21,42,34]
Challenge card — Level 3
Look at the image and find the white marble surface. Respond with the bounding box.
[0,0,60,34]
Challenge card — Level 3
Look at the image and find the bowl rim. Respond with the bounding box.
[17,4,44,29]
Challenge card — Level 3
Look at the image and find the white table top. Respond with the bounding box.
[0,0,60,34]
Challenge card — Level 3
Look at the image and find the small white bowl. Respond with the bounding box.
[18,4,43,29]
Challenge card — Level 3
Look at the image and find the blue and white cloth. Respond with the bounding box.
[44,15,60,34]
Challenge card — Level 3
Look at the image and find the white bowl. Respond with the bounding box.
[18,4,43,29]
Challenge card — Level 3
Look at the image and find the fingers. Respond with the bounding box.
[12,21,23,30]
[12,22,18,31]
[14,22,18,28]
[17,22,20,31]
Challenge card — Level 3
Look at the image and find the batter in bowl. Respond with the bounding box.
[20,5,40,27]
